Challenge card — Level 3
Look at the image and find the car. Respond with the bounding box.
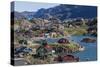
[15,46,32,54]
[23,48,32,53]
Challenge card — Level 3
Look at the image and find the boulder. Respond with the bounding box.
[81,38,96,43]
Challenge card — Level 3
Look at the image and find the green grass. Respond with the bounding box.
[64,27,87,36]
[49,42,79,51]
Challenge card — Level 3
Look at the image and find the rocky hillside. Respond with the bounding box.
[33,4,97,21]
[12,4,97,21]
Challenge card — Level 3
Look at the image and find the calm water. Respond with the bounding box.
[46,35,97,61]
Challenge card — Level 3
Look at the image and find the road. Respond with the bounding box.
[14,58,28,66]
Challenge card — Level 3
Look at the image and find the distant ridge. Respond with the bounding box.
[12,4,97,21]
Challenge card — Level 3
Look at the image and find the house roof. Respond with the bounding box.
[58,38,69,44]
[54,55,78,62]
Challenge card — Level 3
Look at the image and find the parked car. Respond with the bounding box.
[15,46,32,54]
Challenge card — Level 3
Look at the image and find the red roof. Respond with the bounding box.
[63,55,75,61]
[58,38,69,44]
[54,55,79,62]
[44,45,52,51]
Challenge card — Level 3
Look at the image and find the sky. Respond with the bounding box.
[13,1,59,12]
